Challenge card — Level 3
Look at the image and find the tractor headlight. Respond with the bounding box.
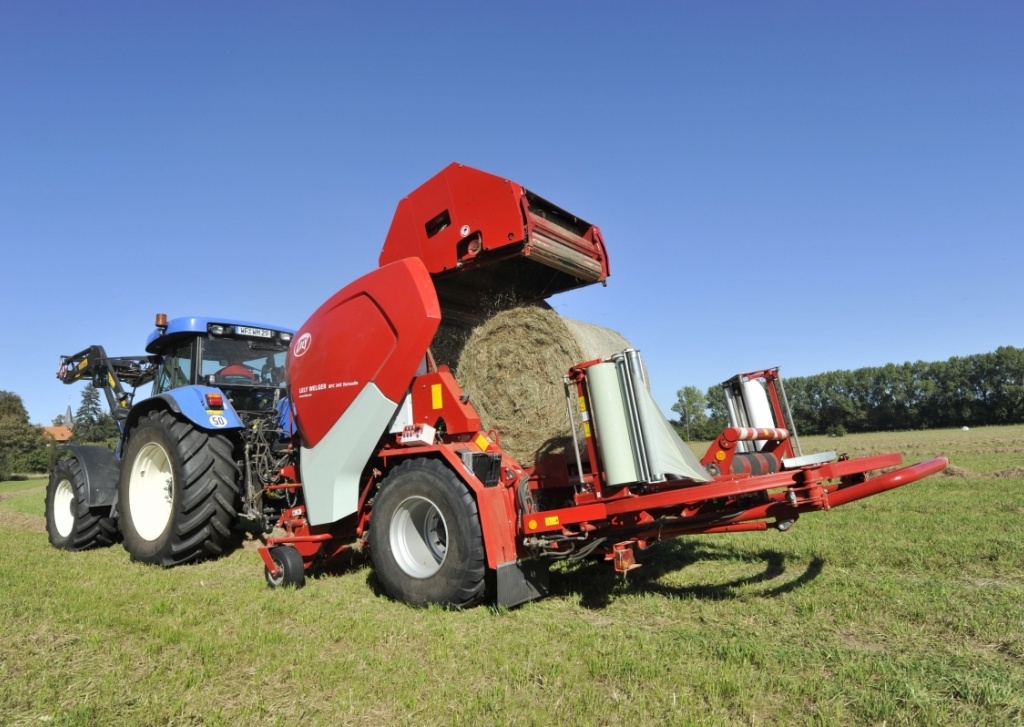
[209,324,225,336]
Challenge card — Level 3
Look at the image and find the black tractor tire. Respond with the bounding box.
[118,409,240,566]
[264,546,306,589]
[45,458,119,551]
[368,458,487,608]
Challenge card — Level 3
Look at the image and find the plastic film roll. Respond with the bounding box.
[586,362,640,486]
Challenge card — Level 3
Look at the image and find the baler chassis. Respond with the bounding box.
[258,165,948,608]
[259,440,946,601]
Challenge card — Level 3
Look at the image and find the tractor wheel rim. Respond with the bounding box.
[53,478,75,538]
[129,442,174,541]
[390,496,448,578]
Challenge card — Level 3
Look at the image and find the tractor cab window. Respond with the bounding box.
[152,341,195,394]
[200,337,288,387]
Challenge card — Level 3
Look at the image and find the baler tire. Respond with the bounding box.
[369,458,487,608]
[45,458,118,551]
[265,546,305,589]
[118,409,240,567]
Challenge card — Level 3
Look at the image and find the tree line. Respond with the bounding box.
[673,346,1024,440]
[0,386,118,480]
[783,346,1024,435]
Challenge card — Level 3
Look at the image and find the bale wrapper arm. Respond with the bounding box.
[515,357,948,574]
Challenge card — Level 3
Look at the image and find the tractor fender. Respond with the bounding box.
[125,388,244,434]
[62,444,120,508]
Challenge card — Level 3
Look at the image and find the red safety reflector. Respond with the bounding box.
[205,393,224,410]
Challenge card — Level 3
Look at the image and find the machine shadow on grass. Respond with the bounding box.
[357,541,824,610]
[549,539,825,610]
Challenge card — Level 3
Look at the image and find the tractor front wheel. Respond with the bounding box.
[45,458,119,550]
[118,409,239,566]
[369,458,487,608]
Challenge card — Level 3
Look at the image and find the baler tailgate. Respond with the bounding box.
[379,163,609,326]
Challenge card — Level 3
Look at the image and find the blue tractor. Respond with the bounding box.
[47,314,296,566]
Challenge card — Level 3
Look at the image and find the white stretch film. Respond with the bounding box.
[589,358,710,486]
[587,362,640,486]
[742,379,776,451]
[636,385,711,483]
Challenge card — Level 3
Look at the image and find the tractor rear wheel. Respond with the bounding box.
[45,458,119,550]
[369,458,487,608]
[118,409,239,566]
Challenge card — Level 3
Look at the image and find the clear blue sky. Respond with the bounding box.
[3,2,1021,426]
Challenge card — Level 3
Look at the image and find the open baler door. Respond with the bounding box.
[288,258,441,526]
[379,163,609,328]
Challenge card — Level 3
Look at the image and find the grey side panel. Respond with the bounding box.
[300,383,398,526]
[65,445,120,507]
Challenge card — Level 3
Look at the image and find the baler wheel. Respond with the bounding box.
[369,458,486,608]
[118,409,239,566]
[45,458,119,551]
[264,546,305,589]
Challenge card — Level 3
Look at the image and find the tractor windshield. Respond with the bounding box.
[200,338,288,388]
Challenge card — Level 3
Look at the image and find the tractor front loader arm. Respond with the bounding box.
[58,345,155,425]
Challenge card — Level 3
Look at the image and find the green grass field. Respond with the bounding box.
[2,427,1022,725]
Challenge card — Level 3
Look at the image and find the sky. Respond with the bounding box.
[2,2,1021,426]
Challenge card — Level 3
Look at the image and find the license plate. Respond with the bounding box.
[236,326,272,338]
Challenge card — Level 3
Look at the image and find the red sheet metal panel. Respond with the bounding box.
[378,162,609,293]
[288,258,441,448]
[380,163,527,274]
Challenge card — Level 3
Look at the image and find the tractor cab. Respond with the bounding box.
[146,314,294,422]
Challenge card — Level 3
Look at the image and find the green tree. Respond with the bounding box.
[0,390,49,478]
[72,385,119,443]
[0,391,30,422]
[672,386,707,441]
[702,385,729,440]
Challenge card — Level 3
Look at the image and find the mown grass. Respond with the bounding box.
[0,477,46,496]
[1,427,1022,725]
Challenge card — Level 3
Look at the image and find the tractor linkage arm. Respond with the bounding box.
[57,345,156,425]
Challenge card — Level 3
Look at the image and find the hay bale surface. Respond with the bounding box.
[454,306,634,466]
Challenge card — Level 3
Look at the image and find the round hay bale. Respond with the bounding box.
[429,321,474,372]
[454,306,635,466]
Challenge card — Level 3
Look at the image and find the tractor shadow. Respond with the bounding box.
[549,539,825,610]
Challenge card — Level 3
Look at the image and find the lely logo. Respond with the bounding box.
[293,332,312,357]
